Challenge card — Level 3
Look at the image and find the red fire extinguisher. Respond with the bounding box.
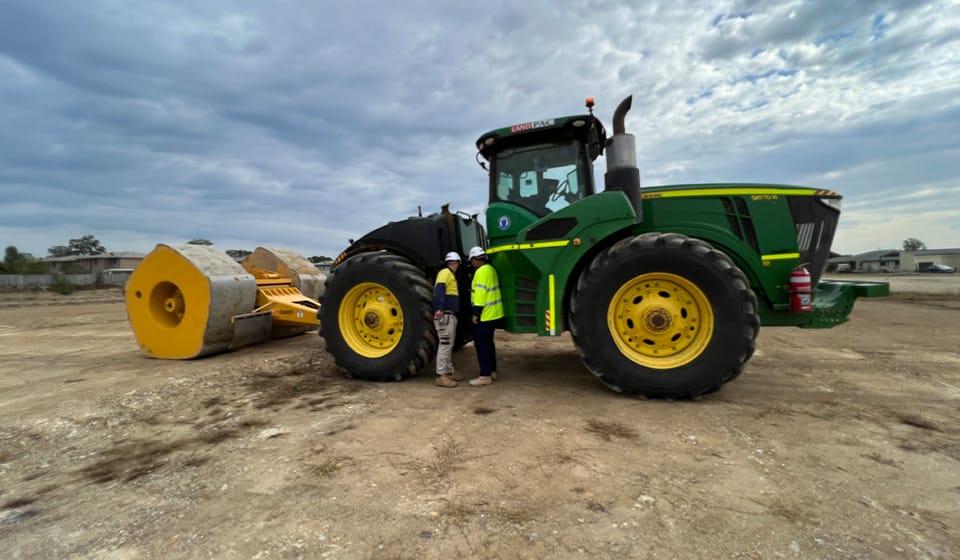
[790,266,813,313]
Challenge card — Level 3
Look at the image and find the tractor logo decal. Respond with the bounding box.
[498,215,511,231]
[510,119,555,133]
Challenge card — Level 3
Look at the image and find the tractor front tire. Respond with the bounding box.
[319,252,437,381]
[570,233,759,398]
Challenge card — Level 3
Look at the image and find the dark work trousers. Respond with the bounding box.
[474,319,498,377]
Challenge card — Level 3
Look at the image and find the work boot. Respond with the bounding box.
[450,371,466,381]
[468,375,493,387]
[435,374,458,388]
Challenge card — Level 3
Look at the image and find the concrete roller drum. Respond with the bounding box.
[240,247,326,300]
[126,244,321,359]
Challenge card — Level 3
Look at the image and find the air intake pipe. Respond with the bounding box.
[604,96,642,220]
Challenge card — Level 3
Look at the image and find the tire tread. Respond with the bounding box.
[320,252,437,381]
[571,233,759,398]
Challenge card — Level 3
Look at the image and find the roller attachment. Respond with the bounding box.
[241,247,327,300]
[126,244,261,359]
[126,244,322,359]
[241,247,324,338]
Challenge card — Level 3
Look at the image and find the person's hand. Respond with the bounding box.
[434,310,443,320]
[472,317,479,324]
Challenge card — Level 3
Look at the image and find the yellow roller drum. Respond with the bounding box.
[125,244,260,359]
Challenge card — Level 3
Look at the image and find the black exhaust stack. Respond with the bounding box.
[604,96,642,220]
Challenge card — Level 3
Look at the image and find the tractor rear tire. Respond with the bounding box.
[319,252,437,381]
[570,233,759,399]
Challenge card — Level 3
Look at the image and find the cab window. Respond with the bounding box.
[492,142,585,217]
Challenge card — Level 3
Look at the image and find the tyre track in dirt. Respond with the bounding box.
[2,289,959,559]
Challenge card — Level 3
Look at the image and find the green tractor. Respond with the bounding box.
[318,96,888,398]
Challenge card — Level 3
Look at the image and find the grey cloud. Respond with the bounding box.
[1,0,957,257]
[699,0,913,61]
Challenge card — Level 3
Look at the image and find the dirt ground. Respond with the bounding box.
[1,276,959,559]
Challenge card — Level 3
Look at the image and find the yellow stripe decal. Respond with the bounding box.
[642,188,824,199]
[486,240,570,254]
[548,274,556,335]
[761,253,801,261]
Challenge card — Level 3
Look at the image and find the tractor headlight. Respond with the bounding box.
[817,197,842,212]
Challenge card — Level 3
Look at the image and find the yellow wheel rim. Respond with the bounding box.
[607,272,714,369]
[338,282,404,358]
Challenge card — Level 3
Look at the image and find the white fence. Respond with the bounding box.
[0,273,105,289]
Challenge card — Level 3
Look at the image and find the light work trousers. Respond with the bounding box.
[434,313,458,375]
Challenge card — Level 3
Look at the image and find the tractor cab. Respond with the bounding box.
[475,98,642,248]
[476,111,607,219]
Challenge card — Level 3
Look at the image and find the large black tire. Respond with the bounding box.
[319,252,437,381]
[570,233,759,399]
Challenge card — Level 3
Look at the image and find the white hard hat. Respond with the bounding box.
[468,246,486,260]
[444,251,461,263]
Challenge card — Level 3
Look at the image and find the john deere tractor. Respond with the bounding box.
[318,96,887,398]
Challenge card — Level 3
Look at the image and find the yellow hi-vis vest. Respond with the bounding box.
[471,263,504,322]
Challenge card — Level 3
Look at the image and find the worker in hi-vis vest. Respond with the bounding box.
[467,246,504,386]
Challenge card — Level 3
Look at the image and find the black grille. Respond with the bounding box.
[516,303,536,315]
[723,197,760,254]
[734,198,760,254]
[516,277,537,291]
[514,276,538,323]
[788,197,840,286]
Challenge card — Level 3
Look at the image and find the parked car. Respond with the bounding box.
[924,263,956,273]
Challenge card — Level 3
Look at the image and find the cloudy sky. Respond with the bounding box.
[2,0,958,260]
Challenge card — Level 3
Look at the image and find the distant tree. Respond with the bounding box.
[4,246,18,269]
[3,246,46,274]
[308,255,333,263]
[48,245,72,257]
[902,238,926,251]
[0,245,14,273]
[4,246,23,273]
[225,249,252,259]
[68,235,106,255]
[187,239,214,245]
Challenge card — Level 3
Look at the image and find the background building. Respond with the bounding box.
[828,248,960,272]
[43,252,145,274]
[899,249,960,272]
